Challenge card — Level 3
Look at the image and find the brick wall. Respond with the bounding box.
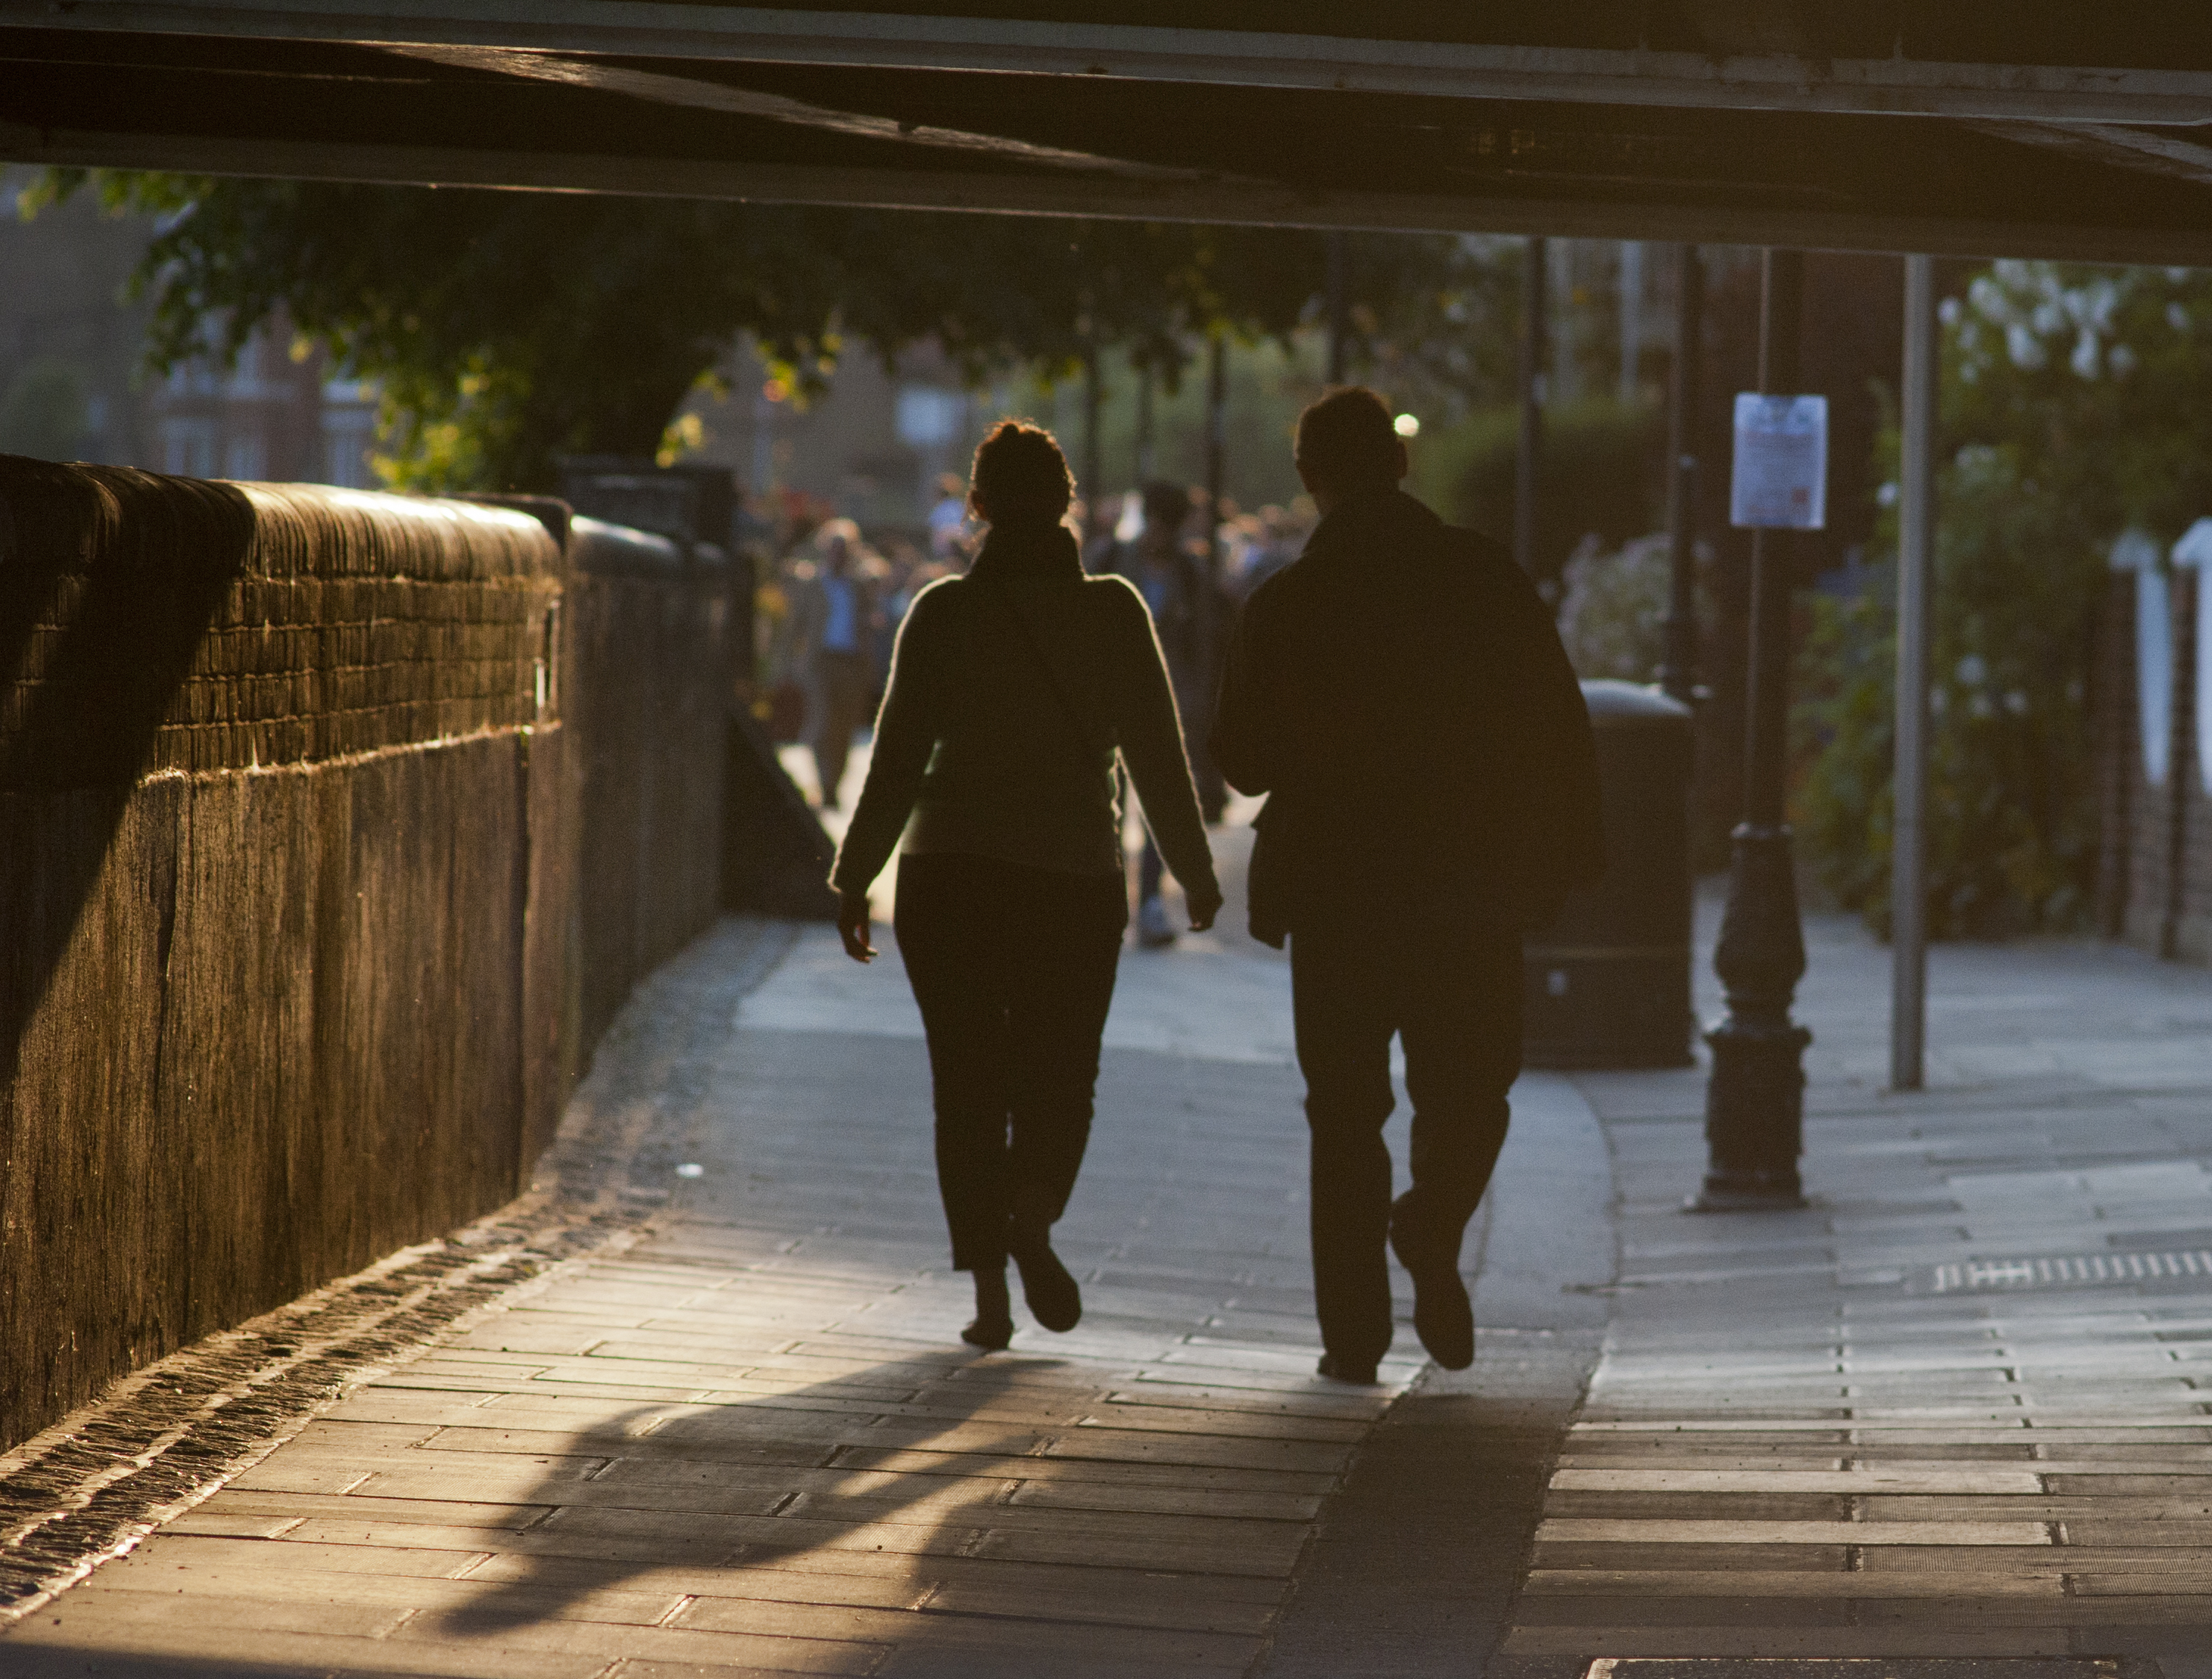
[0,459,728,1451]
[565,516,731,1061]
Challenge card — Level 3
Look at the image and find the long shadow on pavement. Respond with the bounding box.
[431,1345,1092,1639]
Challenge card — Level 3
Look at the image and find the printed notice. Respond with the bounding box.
[1730,393,1828,530]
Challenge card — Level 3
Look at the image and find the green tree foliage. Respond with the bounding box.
[1796,260,2212,938]
[1407,395,1666,559]
[28,172,1493,492]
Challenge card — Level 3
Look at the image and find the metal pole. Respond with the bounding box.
[1515,236,1547,580]
[1890,254,1937,1092]
[1196,330,1230,820]
[1326,233,1350,385]
[1659,244,1703,703]
[1619,240,1645,404]
[1135,362,1155,484]
[1696,247,1812,1211]
[1082,343,1102,525]
[1205,331,1227,573]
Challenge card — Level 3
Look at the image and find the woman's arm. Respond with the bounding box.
[1107,585,1222,921]
[829,581,950,905]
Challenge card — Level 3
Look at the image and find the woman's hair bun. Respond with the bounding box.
[971,420,1073,526]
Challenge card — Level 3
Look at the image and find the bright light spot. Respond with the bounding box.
[674,1163,705,1178]
[1393,412,1420,437]
[761,379,789,403]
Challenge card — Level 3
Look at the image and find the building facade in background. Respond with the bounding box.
[0,171,380,488]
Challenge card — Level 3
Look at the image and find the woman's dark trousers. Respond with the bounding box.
[1290,915,1521,1368]
[895,851,1127,1272]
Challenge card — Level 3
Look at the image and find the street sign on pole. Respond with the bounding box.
[1730,394,1829,530]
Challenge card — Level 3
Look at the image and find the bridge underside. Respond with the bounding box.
[7,3,2212,259]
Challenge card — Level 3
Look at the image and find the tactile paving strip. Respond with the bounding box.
[1928,1248,2212,1292]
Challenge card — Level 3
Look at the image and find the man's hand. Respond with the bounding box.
[837,890,876,962]
[1184,882,1225,933]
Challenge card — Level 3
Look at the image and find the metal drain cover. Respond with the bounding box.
[1487,1660,2140,1679]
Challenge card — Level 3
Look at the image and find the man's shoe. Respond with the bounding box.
[1010,1239,1082,1332]
[1316,1353,1380,1385]
[1391,1215,1474,1370]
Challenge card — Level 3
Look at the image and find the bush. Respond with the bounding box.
[1555,532,1685,683]
[1795,442,2102,938]
[1410,396,1665,567]
[1789,258,2212,943]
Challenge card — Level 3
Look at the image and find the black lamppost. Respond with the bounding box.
[1326,232,1350,384]
[1697,247,1813,1210]
[1659,244,1703,705]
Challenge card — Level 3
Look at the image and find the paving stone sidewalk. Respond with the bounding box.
[18,820,2212,1677]
[0,817,1607,1679]
[1498,902,2212,1677]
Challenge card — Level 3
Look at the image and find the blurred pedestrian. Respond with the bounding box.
[790,517,880,809]
[1112,482,1210,946]
[927,472,973,562]
[832,420,1223,1351]
[1214,387,1603,1384]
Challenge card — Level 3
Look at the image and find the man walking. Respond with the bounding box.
[1213,387,1602,1382]
[792,518,879,810]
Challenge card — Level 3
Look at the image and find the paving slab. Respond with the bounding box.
[1493,894,2212,1673]
[0,820,1610,1678]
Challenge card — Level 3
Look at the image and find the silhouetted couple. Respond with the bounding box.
[833,391,1601,1379]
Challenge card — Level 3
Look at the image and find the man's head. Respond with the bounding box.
[814,515,860,574]
[1293,387,1407,510]
[1141,481,1191,544]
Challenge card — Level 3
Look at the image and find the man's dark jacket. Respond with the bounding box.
[1211,488,1604,946]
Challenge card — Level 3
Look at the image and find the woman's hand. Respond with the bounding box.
[1184,881,1225,933]
[837,890,877,962]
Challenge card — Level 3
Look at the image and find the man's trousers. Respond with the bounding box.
[808,649,873,807]
[1289,915,1522,1368]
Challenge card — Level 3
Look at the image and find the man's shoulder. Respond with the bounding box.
[901,572,969,624]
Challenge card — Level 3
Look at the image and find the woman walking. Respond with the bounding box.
[831,420,1223,1348]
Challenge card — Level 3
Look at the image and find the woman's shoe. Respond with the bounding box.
[1316,1352,1380,1384]
[1009,1241,1082,1332]
[961,1315,1014,1351]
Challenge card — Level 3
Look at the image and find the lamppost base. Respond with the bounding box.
[1696,1017,1811,1211]
[1687,1172,1808,1213]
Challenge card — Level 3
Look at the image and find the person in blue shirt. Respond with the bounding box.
[792,518,881,810]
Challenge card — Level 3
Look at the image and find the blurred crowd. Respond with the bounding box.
[751,463,1316,942]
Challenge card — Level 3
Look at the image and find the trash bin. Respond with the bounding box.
[1524,680,1695,1069]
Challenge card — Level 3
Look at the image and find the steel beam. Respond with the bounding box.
[15,119,2212,266]
[13,1,2212,125]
